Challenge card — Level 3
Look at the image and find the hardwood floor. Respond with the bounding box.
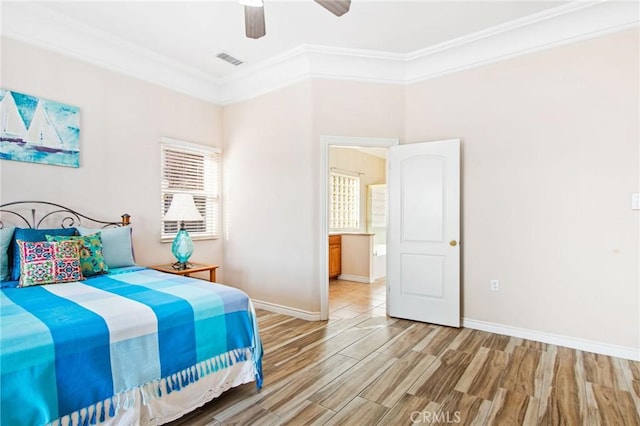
[169,280,640,425]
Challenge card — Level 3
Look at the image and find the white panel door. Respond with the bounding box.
[387,139,460,327]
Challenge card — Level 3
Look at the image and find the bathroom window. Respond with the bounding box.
[368,184,387,228]
[330,173,359,230]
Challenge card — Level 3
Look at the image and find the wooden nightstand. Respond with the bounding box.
[149,262,220,283]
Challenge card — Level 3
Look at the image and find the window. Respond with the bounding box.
[160,138,220,241]
[330,173,359,230]
[368,184,387,229]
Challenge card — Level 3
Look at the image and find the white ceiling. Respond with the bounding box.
[14,1,566,79]
[2,1,636,103]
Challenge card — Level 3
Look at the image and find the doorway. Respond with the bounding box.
[320,136,399,320]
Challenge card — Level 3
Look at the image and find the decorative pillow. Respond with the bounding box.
[77,226,135,268]
[11,228,77,281]
[17,240,84,287]
[46,233,108,277]
[1,226,15,281]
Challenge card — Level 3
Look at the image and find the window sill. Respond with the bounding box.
[160,235,218,243]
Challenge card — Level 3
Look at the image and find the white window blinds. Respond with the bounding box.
[160,138,220,241]
[330,173,360,230]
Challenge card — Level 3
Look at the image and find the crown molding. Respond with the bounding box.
[404,0,640,84]
[219,0,638,104]
[1,1,637,106]
[1,2,221,103]
[216,44,406,104]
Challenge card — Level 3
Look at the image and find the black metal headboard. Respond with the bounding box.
[0,201,130,230]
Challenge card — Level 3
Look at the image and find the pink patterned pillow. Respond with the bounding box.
[17,240,84,287]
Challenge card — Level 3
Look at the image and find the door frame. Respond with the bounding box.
[319,135,399,320]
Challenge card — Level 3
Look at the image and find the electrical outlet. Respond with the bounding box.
[491,280,499,291]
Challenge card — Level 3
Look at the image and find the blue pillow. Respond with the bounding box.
[77,226,135,268]
[1,280,19,289]
[1,226,15,281]
[11,227,77,281]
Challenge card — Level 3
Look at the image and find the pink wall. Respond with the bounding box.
[312,79,404,139]
[222,29,639,351]
[1,38,224,272]
[221,80,404,313]
[3,27,638,351]
[404,29,639,348]
[222,82,316,310]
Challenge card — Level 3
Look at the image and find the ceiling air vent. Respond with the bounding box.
[216,53,243,66]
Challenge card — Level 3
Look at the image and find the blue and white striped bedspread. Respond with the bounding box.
[0,267,263,426]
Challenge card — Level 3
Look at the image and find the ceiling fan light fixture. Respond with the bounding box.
[241,0,350,40]
[244,4,266,39]
[314,0,351,17]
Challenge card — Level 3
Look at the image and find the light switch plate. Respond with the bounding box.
[632,193,640,210]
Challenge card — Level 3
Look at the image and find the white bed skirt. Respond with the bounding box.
[51,360,258,426]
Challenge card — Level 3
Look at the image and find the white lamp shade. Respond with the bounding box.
[163,194,203,222]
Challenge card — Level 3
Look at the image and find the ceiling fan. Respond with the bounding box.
[241,0,351,39]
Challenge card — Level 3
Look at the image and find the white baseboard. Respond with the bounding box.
[252,299,321,321]
[250,301,640,361]
[337,274,374,284]
[462,318,640,361]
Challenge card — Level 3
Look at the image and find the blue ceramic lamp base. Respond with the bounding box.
[171,223,194,270]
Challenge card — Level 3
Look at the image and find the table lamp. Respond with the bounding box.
[162,193,203,270]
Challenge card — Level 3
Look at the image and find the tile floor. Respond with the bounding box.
[328,278,386,319]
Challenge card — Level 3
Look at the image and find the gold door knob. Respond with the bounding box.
[449,240,458,247]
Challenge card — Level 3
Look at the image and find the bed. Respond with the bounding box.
[0,201,263,426]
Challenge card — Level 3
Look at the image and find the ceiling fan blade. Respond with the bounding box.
[314,0,351,17]
[244,5,266,39]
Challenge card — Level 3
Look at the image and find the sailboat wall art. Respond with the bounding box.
[0,89,80,168]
